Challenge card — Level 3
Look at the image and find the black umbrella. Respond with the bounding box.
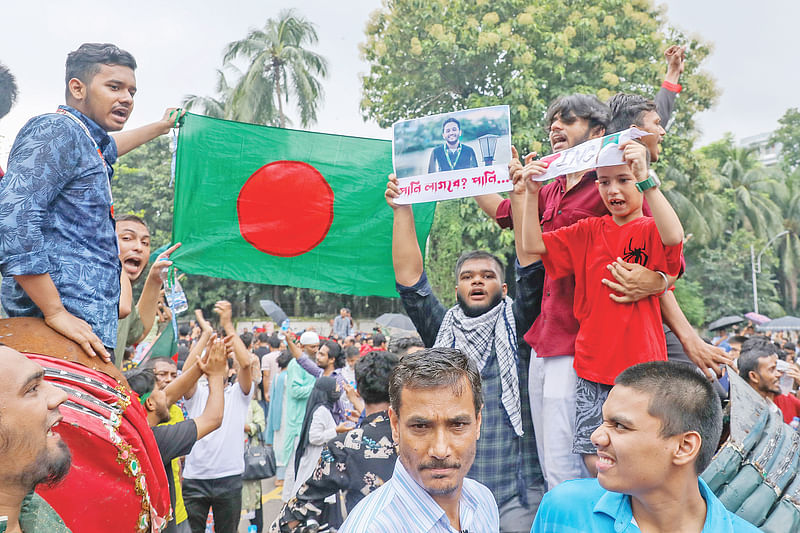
[259,300,288,326]
[757,316,800,332]
[707,315,745,331]
[375,312,416,331]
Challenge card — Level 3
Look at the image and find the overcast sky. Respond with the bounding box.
[1,0,797,166]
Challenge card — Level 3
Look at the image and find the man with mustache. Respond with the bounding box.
[340,348,498,532]
[0,43,181,364]
[0,344,72,533]
[384,177,545,532]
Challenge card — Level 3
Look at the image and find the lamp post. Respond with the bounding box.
[750,230,789,314]
[477,134,499,166]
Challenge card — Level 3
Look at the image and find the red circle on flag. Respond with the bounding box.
[237,161,334,257]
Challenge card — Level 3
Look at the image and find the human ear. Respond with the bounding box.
[389,406,400,443]
[672,431,702,467]
[144,396,157,414]
[67,78,86,101]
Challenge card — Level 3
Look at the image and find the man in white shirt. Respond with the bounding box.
[181,301,253,533]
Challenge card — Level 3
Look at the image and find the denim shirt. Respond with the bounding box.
[0,105,121,348]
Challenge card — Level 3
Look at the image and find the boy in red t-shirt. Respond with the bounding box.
[512,140,683,470]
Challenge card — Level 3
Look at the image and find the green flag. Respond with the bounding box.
[171,113,435,297]
[142,326,178,363]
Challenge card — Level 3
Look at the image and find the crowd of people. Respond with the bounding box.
[2,39,799,533]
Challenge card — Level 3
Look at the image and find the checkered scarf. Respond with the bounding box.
[434,296,523,437]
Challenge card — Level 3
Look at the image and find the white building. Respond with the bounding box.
[740,132,781,167]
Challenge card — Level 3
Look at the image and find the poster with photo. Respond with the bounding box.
[391,105,512,204]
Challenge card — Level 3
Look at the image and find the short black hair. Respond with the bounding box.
[257,332,270,344]
[322,340,345,370]
[373,333,387,347]
[0,63,18,119]
[615,361,722,473]
[728,335,748,346]
[355,351,400,405]
[785,342,796,352]
[606,93,657,135]
[344,345,360,359]
[277,350,292,370]
[738,340,777,385]
[267,334,282,349]
[442,117,461,133]
[124,368,156,399]
[388,335,425,357]
[178,324,191,337]
[65,43,137,98]
[389,347,482,417]
[454,250,505,284]
[239,332,253,349]
[115,214,148,229]
[545,94,610,135]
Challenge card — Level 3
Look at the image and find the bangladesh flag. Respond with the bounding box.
[171,113,436,297]
[140,326,178,365]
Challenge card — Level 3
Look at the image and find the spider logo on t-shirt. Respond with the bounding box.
[622,238,648,267]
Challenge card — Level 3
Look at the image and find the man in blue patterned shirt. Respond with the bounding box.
[0,43,179,362]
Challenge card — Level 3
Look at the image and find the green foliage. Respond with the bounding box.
[772,107,800,173]
[684,230,783,321]
[672,278,705,327]
[184,9,327,128]
[362,0,716,156]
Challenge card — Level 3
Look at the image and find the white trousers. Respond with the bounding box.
[528,353,589,490]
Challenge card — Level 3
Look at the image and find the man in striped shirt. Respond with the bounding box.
[340,348,499,532]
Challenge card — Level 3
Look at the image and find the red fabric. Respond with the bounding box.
[661,80,682,93]
[540,215,683,385]
[28,353,170,533]
[774,393,800,424]
[359,343,372,356]
[496,177,686,359]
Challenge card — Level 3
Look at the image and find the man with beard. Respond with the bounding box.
[0,344,72,533]
[427,117,478,173]
[125,335,227,533]
[114,214,180,368]
[340,348,498,532]
[384,178,545,532]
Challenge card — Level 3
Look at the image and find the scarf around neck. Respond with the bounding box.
[434,296,523,436]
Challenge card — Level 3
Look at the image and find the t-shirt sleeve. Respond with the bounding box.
[540,219,590,280]
[662,242,683,277]
[152,419,198,463]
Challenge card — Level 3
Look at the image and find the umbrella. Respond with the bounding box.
[375,312,416,331]
[707,315,745,331]
[259,300,288,327]
[756,315,800,332]
[744,311,771,325]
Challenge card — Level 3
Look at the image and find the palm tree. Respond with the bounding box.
[222,9,328,127]
[772,171,800,310]
[661,166,726,246]
[715,145,785,239]
[182,69,237,119]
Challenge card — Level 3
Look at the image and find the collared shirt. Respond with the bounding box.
[531,477,760,533]
[340,459,499,533]
[272,411,397,532]
[396,263,545,509]
[0,105,120,348]
[333,315,353,338]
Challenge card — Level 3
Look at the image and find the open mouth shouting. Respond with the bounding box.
[122,254,144,277]
[47,416,63,439]
[111,106,130,125]
[550,131,568,152]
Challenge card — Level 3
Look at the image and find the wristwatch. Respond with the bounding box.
[635,172,661,192]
